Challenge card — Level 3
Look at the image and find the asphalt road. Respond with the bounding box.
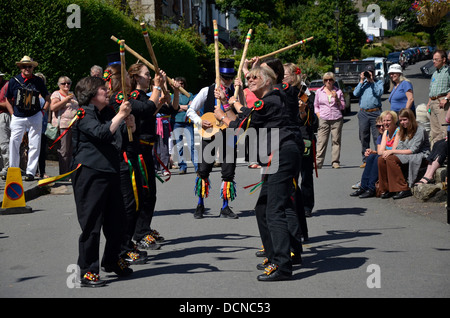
[0,59,449,303]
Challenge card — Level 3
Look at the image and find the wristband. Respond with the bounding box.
[154,86,161,91]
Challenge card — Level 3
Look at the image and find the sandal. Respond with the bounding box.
[415,177,435,185]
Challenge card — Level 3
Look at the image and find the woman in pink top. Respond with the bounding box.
[314,72,345,168]
[50,76,79,174]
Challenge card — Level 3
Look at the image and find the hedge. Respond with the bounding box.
[0,0,202,93]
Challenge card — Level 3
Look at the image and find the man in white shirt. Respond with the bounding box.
[186,59,239,220]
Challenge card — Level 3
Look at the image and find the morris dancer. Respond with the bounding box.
[214,66,303,281]
[186,59,241,219]
[127,62,179,249]
[72,76,133,287]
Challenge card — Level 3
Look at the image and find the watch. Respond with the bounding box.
[154,86,161,91]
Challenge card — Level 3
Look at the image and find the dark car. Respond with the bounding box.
[387,52,401,64]
[309,79,352,115]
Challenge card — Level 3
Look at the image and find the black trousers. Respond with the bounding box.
[72,165,125,277]
[254,140,302,275]
[133,144,157,242]
[119,155,144,253]
[197,129,237,183]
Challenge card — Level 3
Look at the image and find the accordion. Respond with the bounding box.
[13,77,41,113]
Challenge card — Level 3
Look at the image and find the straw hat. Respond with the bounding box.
[16,56,38,68]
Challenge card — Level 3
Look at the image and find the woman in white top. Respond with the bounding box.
[50,76,78,174]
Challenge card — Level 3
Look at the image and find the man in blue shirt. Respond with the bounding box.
[4,56,50,181]
[353,65,384,167]
[171,77,197,174]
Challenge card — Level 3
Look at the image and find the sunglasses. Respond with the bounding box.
[376,124,383,128]
[21,65,33,69]
[246,75,259,81]
[323,78,334,82]
[59,82,71,86]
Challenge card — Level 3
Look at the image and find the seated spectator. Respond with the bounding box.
[416,136,447,185]
[350,114,387,198]
[378,108,430,199]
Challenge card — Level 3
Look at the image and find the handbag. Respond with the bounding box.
[45,111,60,140]
[45,123,58,140]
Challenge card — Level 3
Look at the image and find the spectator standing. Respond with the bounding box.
[427,50,450,145]
[171,77,197,174]
[388,64,415,114]
[353,64,384,168]
[50,76,78,174]
[314,72,345,169]
[0,71,10,180]
[90,65,103,78]
[5,56,49,181]
[34,72,49,179]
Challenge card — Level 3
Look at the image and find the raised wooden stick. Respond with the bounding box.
[257,36,314,60]
[234,29,252,99]
[120,40,133,142]
[110,35,190,98]
[140,23,169,97]
[213,20,222,127]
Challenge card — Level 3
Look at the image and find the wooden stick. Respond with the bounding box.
[140,23,169,98]
[257,36,314,60]
[213,20,221,109]
[234,29,252,99]
[110,35,190,98]
[120,40,133,142]
[213,20,223,127]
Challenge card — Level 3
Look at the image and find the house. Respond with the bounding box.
[353,0,394,38]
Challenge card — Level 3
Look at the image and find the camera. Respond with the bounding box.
[363,71,371,79]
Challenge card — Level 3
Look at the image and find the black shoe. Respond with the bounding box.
[102,258,133,277]
[359,189,375,198]
[256,258,270,270]
[304,209,312,218]
[257,264,291,282]
[381,192,394,199]
[24,174,34,181]
[393,190,412,200]
[80,272,107,288]
[194,204,204,219]
[350,188,366,197]
[255,246,266,257]
[220,206,238,219]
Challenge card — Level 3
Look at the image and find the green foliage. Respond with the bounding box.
[217,0,366,81]
[0,0,202,92]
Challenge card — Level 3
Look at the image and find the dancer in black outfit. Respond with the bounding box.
[72,76,133,287]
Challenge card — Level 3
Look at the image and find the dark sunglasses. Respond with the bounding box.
[323,78,334,82]
[21,65,33,69]
[376,124,383,128]
[59,82,71,86]
[246,75,259,81]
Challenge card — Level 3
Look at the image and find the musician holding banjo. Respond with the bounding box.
[186,58,242,220]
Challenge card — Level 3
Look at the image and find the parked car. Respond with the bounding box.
[363,57,390,93]
[420,60,435,77]
[387,51,406,69]
[308,78,352,115]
